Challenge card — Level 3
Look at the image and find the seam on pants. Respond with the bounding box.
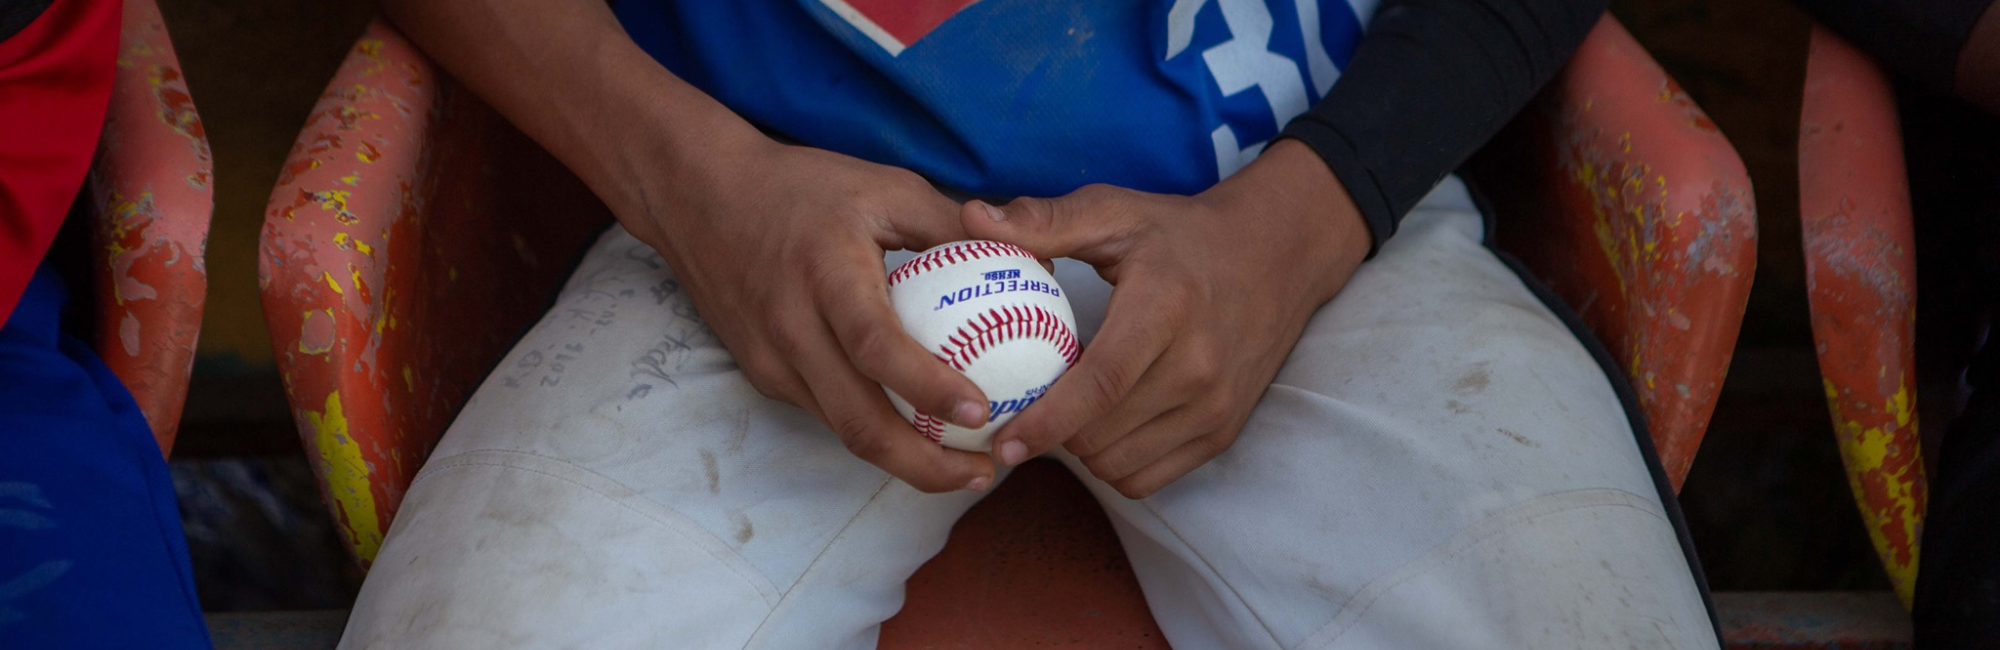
[1293,488,1670,650]
[414,450,783,608]
[740,478,897,650]
[1466,176,1721,644]
[1110,388,1411,650]
[1132,495,1290,650]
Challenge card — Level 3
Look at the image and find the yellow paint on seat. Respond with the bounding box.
[1826,378,1925,607]
[307,391,383,563]
[332,232,375,257]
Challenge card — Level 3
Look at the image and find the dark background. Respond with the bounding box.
[154,0,1905,610]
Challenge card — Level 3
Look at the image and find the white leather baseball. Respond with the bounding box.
[885,240,1079,452]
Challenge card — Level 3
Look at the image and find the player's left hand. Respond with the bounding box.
[962,139,1371,498]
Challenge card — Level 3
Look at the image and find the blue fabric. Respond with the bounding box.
[0,265,211,650]
[616,0,1374,197]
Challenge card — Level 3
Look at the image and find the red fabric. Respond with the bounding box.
[0,0,121,323]
[837,0,980,49]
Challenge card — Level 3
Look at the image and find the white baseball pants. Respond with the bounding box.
[336,176,1718,649]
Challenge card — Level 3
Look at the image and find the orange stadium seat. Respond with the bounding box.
[87,0,212,457]
[259,14,1754,647]
[1796,25,1927,610]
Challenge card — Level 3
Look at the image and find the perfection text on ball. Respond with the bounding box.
[934,277,1063,311]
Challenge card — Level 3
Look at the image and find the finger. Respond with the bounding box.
[793,320,996,493]
[1063,369,1188,458]
[881,183,974,251]
[962,188,1140,264]
[738,351,815,408]
[1063,339,1218,456]
[815,254,991,429]
[1109,427,1243,499]
[1075,404,1215,482]
[990,281,1177,466]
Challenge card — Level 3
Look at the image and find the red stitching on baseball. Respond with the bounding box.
[932,304,1079,372]
[908,304,1077,441]
[888,241,1038,286]
[910,411,947,442]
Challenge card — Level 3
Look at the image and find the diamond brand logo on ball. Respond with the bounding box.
[885,240,1079,452]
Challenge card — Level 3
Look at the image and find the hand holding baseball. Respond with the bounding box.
[883,241,1079,453]
[961,140,1372,498]
[630,138,998,493]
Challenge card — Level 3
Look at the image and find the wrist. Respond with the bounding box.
[1204,139,1372,299]
[608,69,773,244]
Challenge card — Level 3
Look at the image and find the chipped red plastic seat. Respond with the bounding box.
[1468,15,1757,493]
[262,14,1752,647]
[88,0,212,456]
[259,28,610,563]
[1796,26,1925,608]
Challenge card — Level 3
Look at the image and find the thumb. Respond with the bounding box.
[962,187,1136,264]
[884,191,976,252]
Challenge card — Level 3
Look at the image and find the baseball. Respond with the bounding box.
[885,240,1079,452]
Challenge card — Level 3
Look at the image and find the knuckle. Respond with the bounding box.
[1194,428,1238,459]
[883,166,931,193]
[1164,284,1201,316]
[1180,345,1223,383]
[799,250,846,291]
[769,335,804,362]
[749,381,787,403]
[1008,196,1056,226]
[834,416,889,459]
[1012,421,1060,452]
[846,324,900,372]
[1190,403,1233,431]
[1082,449,1136,482]
[1064,428,1109,457]
[1074,184,1146,229]
[742,368,784,399]
[1053,189,1103,226]
[1167,366,1211,398]
[738,357,790,400]
[1085,365,1135,414]
[761,320,798,355]
[1072,183,1126,205]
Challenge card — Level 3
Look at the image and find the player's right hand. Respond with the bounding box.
[622,137,998,493]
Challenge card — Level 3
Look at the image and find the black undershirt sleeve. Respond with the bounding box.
[1280,0,1607,256]
[1791,0,1996,98]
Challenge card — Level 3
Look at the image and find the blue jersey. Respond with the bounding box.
[615,0,1377,198]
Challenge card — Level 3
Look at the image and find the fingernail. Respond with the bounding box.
[998,440,1028,466]
[964,476,990,492]
[979,201,1006,222]
[951,400,986,428]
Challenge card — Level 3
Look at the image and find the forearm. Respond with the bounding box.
[1281,0,1607,255]
[1204,139,1370,301]
[378,0,764,232]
